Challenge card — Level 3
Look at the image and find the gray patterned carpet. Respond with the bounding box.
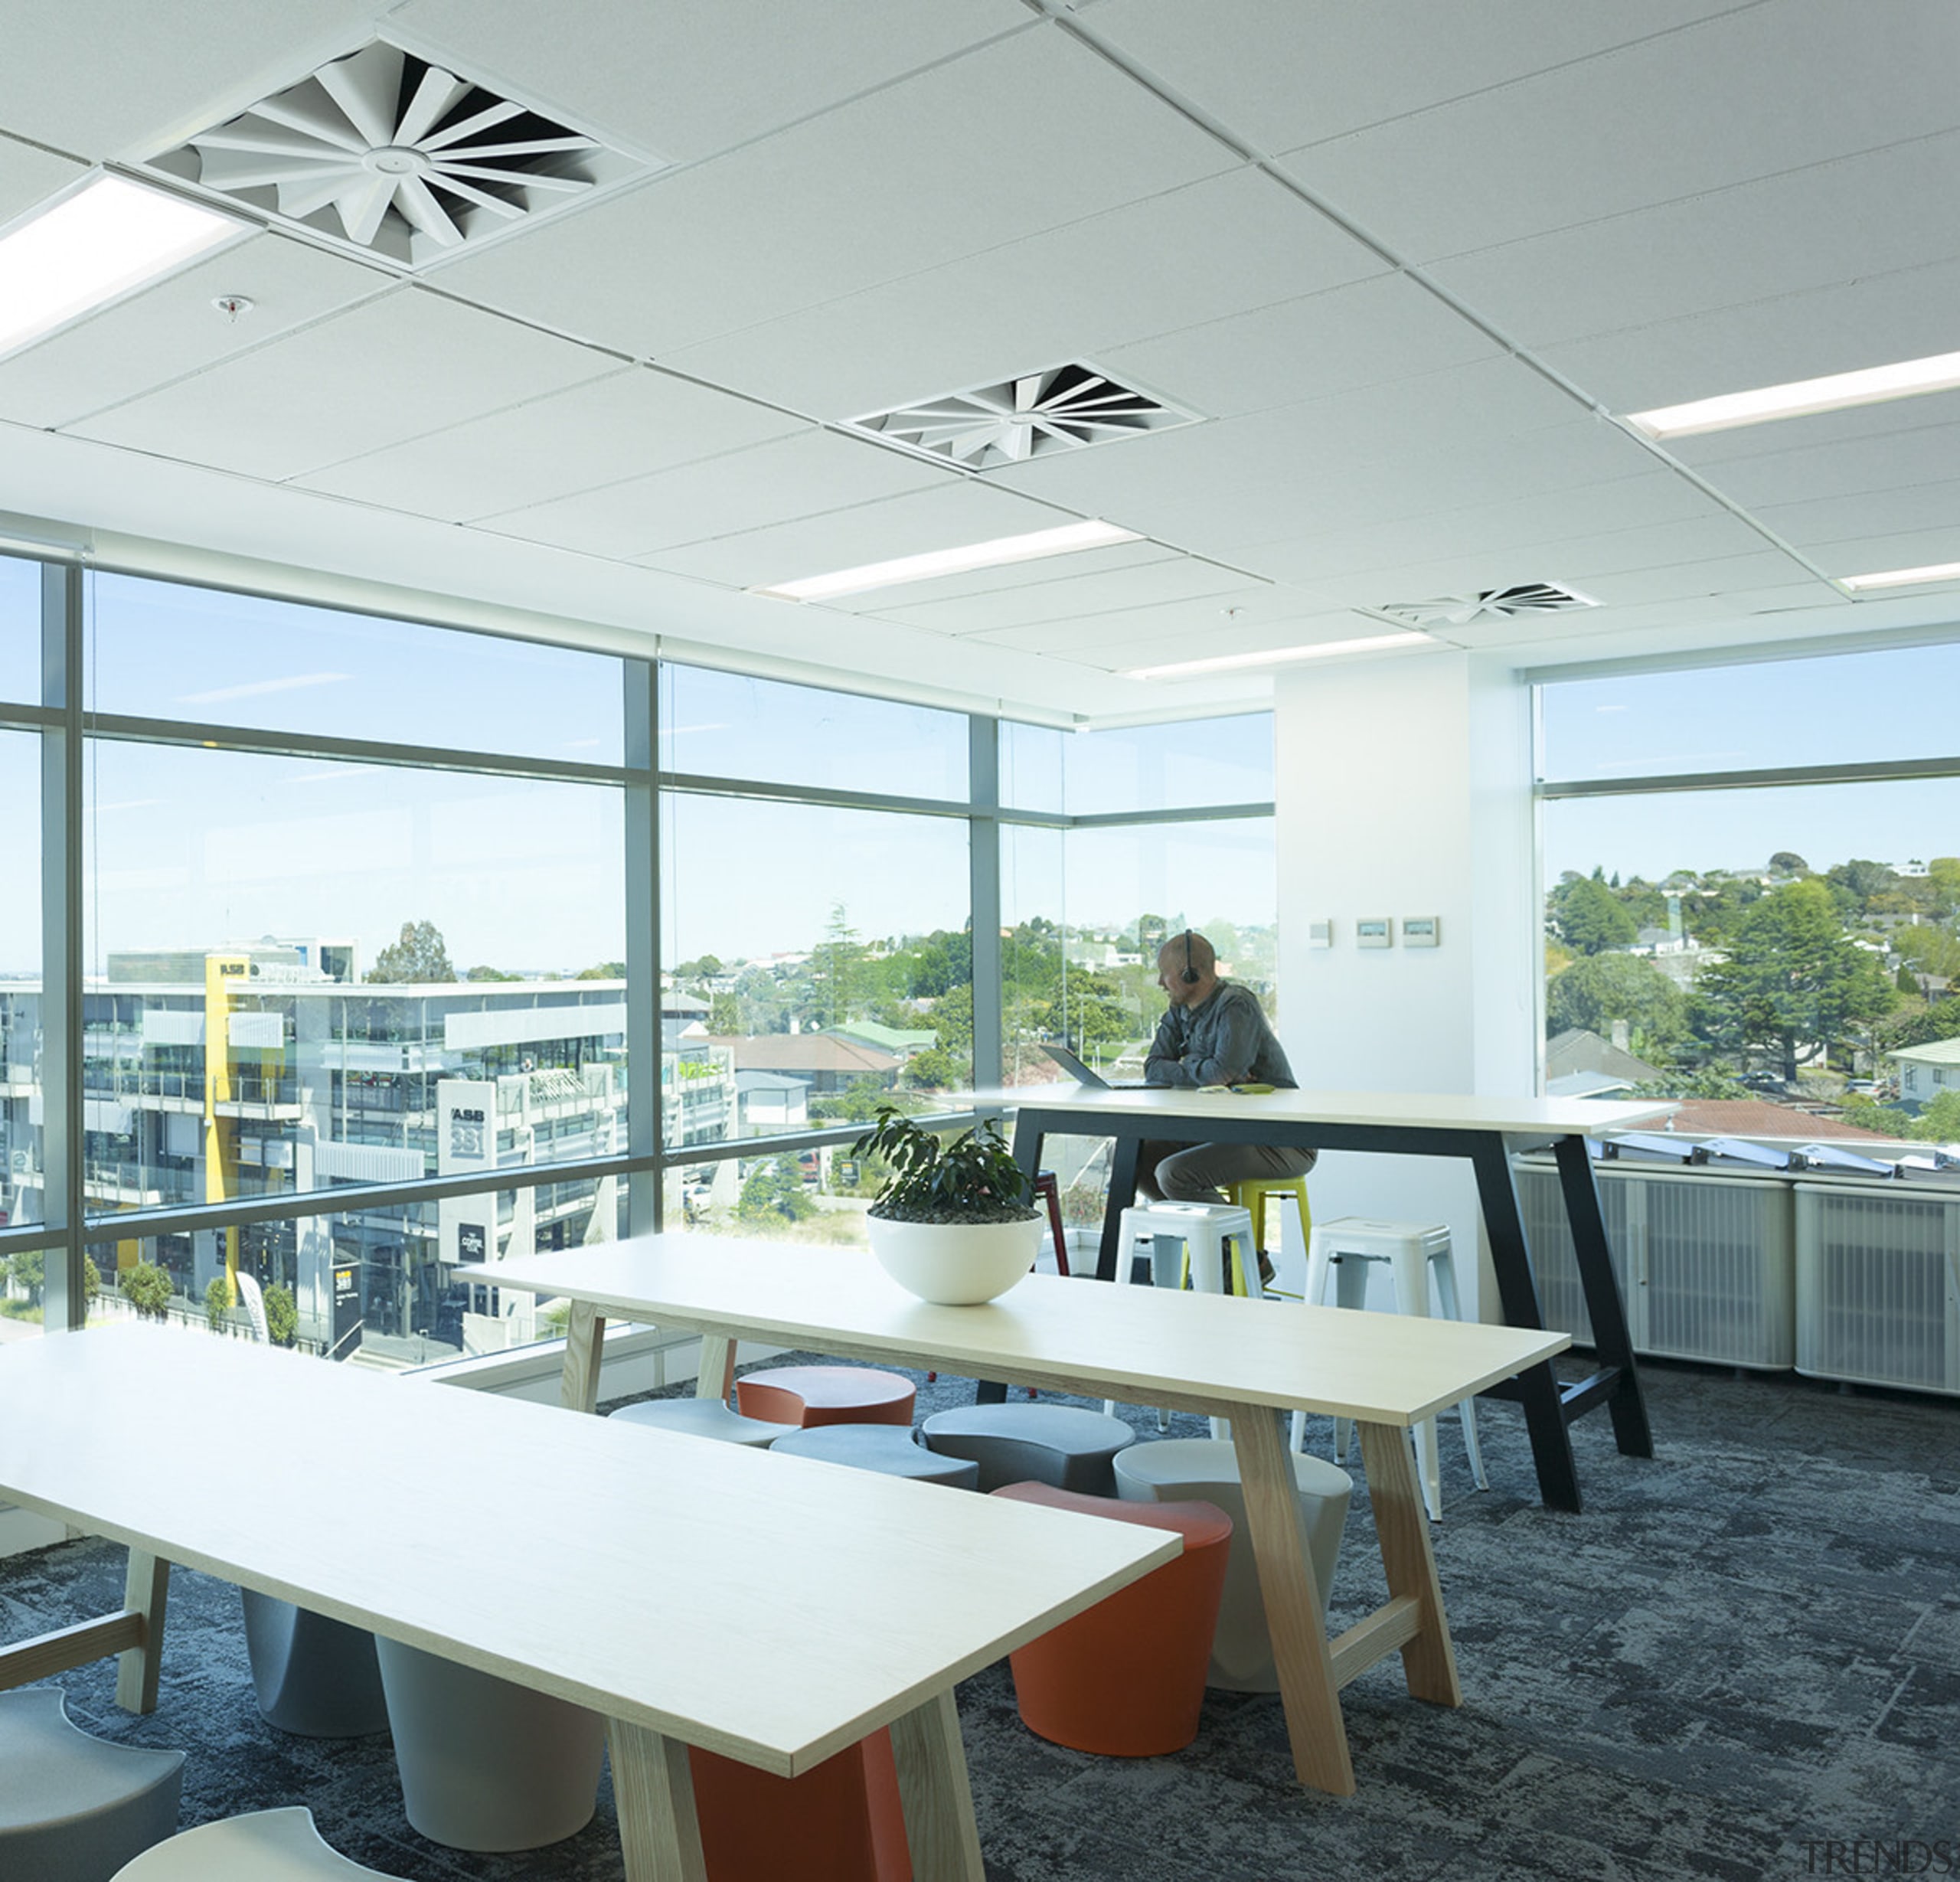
[6,1354,1957,1882]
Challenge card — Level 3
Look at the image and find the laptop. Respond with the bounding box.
[1041,1044,1153,1090]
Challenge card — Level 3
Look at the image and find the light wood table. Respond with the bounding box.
[469,1236,1570,1798]
[0,1326,1174,1882]
[1000,1085,1674,1512]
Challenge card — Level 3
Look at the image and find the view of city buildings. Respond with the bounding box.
[1,557,1279,1364]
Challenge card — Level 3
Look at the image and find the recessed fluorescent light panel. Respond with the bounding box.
[1840,560,1960,592]
[0,174,244,360]
[1123,632,1432,681]
[752,519,1142,603]
[1627,350,1960,440]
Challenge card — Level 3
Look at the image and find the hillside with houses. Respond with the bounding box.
[1547,854,1960,1138]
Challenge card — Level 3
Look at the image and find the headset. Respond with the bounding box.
[1179,929,1200,985]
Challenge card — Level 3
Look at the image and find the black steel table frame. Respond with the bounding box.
[1003,1103,1651,1514]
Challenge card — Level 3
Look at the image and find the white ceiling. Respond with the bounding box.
[1,0,1957,724]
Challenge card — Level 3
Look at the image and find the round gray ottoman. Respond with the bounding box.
[608,1398,785,1446]
[241,1590,389,1738]
[769,1423,979,1488]
[373,1641,605,1852]
[0,1687,184,1882]
[109,1806,407,1878]
[921,1403,1136,1495]
[1114,1435,1351,1692]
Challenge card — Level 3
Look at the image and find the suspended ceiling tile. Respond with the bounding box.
[430,27,1236,360]
[1100,273,1501,422]
[294,368,810,521]
[660,170,1384,418]
[639,481,1077,590]
[1087,0,1738,152]
[394,0,1031,164]
[866,554,1256,637]
[0,2,383,158]
[962,586,1342,655]
[0,134,87,223]
[988,357,1595,524]
[1753,478,1960,551]
[1281,0,1960,260]
[1426,131,1960,348]
[0,234,392,430]
[64,287,609,482]
[482,428,948,558]
[1538,259,1960,414]
[1248,494,1762,589]
[1679,420,1960,511]
[1580,551,1838,608]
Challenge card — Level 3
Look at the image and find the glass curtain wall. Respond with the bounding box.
[657,664,975,1243]
[0,557,42,1335]
[1538,639,1960,1132]
[7,547,1276,1362]
[998,718,1278,1234]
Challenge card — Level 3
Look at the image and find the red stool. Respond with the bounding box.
[1033,1171,1070,1278]
[690,1727,909,1882]
[990,1482,1232,1756]
[735,1365,916,1429]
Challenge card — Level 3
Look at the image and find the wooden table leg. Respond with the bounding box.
[560,1300,607,1414]
[114,1550,168,1714]
[694,1334,736,1404]
[1228,1402,1354,1795]
[1355,1423,1460,1707]
[890,1688,985,1882]
[608,1717,710,1882]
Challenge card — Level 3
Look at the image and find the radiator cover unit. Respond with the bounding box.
[1795,1185,1960,1395]
[1517,1163,1795,1370]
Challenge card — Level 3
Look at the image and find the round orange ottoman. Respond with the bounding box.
[991,1481,1232,1756]
[734,1364,916,1429]
[689,1727,908,1882]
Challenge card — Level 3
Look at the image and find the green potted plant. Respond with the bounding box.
[852,1106,1041,1304]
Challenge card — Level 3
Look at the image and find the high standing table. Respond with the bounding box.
[1001,1086,1674,1514]
[471,1236,1568,1798]
[0,1328,1174,1882]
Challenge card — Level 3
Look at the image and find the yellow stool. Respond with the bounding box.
[1227,1176,1311,1297]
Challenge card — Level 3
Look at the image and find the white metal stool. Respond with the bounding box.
[1296,1215,1487,1520]
[1106,1201,1259,1436]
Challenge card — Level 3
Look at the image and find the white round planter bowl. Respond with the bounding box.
[867,1214,1043,1305]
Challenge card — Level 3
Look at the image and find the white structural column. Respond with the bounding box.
[1275,652,1537,1316]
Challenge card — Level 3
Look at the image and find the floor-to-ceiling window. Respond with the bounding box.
[2,547,1277,1354]
[998,713,1277,1230]
[0,558,43,1342]
[1537,636,1960,1130]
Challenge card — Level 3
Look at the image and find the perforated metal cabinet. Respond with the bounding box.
[1795,1184,1960,1396]
[1515,1161,1796,1371]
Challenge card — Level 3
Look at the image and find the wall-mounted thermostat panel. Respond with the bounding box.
[1308,918,1333,949]
[1355,918,1391,948]
[1401,916,1439,947]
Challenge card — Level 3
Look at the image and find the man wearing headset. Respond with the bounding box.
[1138,930,1315,1282]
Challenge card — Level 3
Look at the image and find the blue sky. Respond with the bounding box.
[8,557,1954,975]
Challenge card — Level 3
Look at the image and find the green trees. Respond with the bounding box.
[204,1275,232,1332]
[737,1155,815,1224]
[5,1248,42,1306]
[368,919,456,983]
[1545,953,1689,1058]
[122,1262,173,1320]
[1550,872,1638,954]
[263,1282,299,1347]
[1691,879,1895,1081]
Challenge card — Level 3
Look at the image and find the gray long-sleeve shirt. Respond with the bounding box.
[1143,982,1297,1089]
